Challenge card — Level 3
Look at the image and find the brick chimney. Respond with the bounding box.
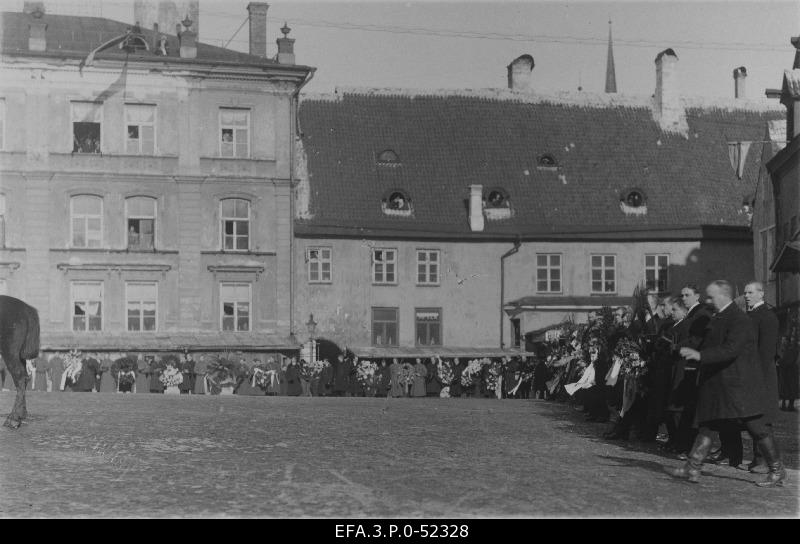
[733,66,747,99]
[26,2,47,52]
[276,22,295,64]
[247,2,269,57]
[178,16,196,59]
[654,49,685,132]
[468,185,485,232]
[507,55,534,91]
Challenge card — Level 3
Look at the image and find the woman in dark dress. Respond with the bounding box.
[389,358,404,398]
[75,357,100,392]
[179,354,196,395]
[285,358,303,396]
[149,356,164,394]
[376,360,390,397]
[450,358,464,398]
[319,359,334,396]
[425,358,441,397]
[48,355,64,392]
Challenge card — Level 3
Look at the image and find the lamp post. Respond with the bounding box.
[306,313,317,362]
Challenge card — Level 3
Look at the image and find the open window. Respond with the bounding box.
[72,102,102,154]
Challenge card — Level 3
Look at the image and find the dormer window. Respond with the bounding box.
[382,190,412,216]
[537,154,558,169]
[121,34,149,53]
[620,188,648,216]
[485,188,509,208]
[377,149,400,166]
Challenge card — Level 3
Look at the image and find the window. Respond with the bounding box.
[372,248,397,284]
[537,154,557,168]
[126,196,155,250]
[72,281,103,331]
[72,101,102,153]
[415,308,442,346]
[591,254,616,293]
[372,307,398,346]
[416,249,440,285]
[377,149,400,165]
[0,193,5,248]
[126,282,157,331]
[220,283,250,331]
[125,104,156,155]
[486,189,509,208]
[622,190,646,208]
[221,199,250,251]
[0,98,5,150]
[645,254,669,293]
[511,318,521,348]
[219,108,249,158]
[536,254,562,293]
[71,195,103,248]
[385,191,411,211]
[307,247,332,283]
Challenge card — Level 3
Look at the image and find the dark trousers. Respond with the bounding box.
[703,416,771,445]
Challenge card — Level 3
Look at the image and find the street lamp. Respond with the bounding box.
[306,313,317,361]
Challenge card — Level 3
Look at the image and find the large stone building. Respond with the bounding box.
[0,2,314,360]
[293,49,783,358]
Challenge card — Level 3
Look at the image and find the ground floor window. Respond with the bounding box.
[372,307,398,346]
[415,308,442,346]
[72,281,103,331]
[221,283,250,331]
[126,282,157,331]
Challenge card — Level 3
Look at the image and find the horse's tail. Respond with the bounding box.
[21,304,41,360]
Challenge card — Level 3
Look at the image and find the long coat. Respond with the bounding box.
[285,363,303,396]
[450,362,464,397]
[696,303,768,425]
[425,361,441,395]
[333,359,352,393]
[319,364,334,396]
[389,361,404,397]
[747,304,780,422]
[412,362,427,397]
[48,356,64,392]
[376,364,391,396]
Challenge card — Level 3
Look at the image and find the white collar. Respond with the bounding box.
[688,302,700,313]
[717,301,733,314]
[749,301,765,311]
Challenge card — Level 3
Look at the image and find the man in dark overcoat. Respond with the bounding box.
[332,354,352,397]
[742,281,780,471]
[673,280,786,487]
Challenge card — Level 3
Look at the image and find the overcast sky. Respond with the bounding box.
[4,0,798,98]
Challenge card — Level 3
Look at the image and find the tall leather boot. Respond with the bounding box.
[669,433,712,483]
[755,434,787,488]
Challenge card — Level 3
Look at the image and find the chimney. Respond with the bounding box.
[468,185,485,232]
[26,3,47,52]
[178,16,196,59]
[507,55,534,92]
[247,2,269,57]
[784,37,800,139]
[276,22,295,64]
[654,48,685,132]
[733,66,747,99]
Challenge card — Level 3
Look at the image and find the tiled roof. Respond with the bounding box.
[41,332,299,352]
[0,11,278,67]
[297,89,784,238]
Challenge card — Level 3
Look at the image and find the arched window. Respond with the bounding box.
[485,188,510,208]
[377,149,400,165]
[70,195,103,248]
[221,198,250,251]
[537,154,558,168]
[126,196,156,250]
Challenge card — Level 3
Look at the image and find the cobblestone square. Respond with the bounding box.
[0,392,797,518]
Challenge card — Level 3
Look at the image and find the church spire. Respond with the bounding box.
[605,19,617,93]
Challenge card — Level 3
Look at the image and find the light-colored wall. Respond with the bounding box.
[293,236,754,349]
[0,62,297,340]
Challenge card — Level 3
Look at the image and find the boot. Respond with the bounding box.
[669,433,712,483]
[756,434,787,488]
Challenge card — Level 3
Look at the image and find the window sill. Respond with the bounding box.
[590,292,618,296]
[535,291,564,295]
[308,281,333,285]
[372,283,399,286]
[416,283,441,287]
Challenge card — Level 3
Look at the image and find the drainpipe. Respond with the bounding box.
[499,237,522,349]
[289,68,316,346]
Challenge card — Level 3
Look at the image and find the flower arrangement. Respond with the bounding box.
[159,364,184,388]
[400,363,416,387]
[439,386,451,398]
[250,365,271,390]
[615,338,647,382]
[460,359,484,388]
[485,361,503,392]
[436,360,454,386]
[356,360,378,387]
[63,349,83,384]
[205,357,241,394]
[112,356,138,389]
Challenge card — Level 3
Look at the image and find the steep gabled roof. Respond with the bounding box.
[0,11,281,67]
[296,89,783,239]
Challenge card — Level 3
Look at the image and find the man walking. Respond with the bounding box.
[671,280,786,487]
[743,281,780,472]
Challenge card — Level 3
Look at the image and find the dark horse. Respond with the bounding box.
[0,295,40,429]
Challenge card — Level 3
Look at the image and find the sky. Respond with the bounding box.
[3,0,798,98]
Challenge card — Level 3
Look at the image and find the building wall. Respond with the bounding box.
[0,62,297,349]
[773,148,800,307]
[293,236,754,350]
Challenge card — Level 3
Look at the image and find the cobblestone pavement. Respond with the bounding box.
[0,391,797,518]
